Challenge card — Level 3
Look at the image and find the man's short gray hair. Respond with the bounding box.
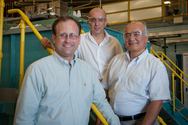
[124,20,149,37]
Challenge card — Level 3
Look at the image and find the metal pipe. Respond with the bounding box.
[19,20,25,92]
[73,0,94,10]
[8,9,53,55]
[91,103,108,125]
[180,73,183,104]
[172,73,175,113]
[3,17,22,22]
[0,0,5,84]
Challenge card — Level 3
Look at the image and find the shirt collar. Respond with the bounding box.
[53,51,77,67]
[125,49,149,64]
[87,30,109,45]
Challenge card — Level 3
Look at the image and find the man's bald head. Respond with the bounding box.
[89,8,106,18]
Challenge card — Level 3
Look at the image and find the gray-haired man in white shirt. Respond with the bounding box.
[102,21,171,125]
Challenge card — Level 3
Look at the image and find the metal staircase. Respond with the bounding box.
[150,47,188,125]
[163,92,188,125]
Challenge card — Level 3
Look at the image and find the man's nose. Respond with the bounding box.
[95,20,99,25]
[65,36,71,43]
[129,34,135,41]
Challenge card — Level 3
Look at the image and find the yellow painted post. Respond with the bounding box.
[128,0,130,22]
[162,0,164,17]
[172,73,175,112]
[180,73,183,104]
[161,55,164,60]
[0,0,5,84]
[19,20,25,92]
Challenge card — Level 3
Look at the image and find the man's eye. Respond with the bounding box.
[134,33,140,36]
[60,34,67,37]
[98,18,103,22]
[70,34,76,38]
[125,33,131,37]
[91,18,96,22]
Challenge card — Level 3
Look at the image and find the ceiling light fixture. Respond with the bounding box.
[164,1,171,4]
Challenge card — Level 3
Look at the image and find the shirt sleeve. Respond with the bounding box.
[91,67,120,125]
[114,39,123,56]
[14,65,43,125]
[149,61,171,102]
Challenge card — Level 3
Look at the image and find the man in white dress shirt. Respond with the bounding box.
[102,21,171,125]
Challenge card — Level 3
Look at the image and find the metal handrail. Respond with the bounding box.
[158,116,167,125]
[150,47,188,113]
[150,47,188,87]
[8,9,109,125]
[156,51,188,79]
[8,9,53,55]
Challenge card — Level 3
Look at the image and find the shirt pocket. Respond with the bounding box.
[126,76,147,95]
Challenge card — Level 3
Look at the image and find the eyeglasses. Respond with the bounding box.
[56,33,79,40]
[123,31,143,40]
[88,17,106,23]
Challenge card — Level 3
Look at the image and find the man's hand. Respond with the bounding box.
[41,37,55,51]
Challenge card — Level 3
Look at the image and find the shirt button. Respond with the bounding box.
[73,98,75,100]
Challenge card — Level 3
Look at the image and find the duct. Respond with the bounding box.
[149,30,188,38]
[73,0,94,10]
[3,17,22,22]
[14,1,33,6]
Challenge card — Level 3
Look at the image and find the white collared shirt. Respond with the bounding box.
[75,31,123,80]
[102,49,171,116]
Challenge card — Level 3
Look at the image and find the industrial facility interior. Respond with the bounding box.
[0,0,188,124]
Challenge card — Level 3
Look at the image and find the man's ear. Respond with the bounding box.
[52,34,56,44]
[105,18,108,27]
[78,36,81,45]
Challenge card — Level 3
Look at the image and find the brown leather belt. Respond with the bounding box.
[118,112,146,121]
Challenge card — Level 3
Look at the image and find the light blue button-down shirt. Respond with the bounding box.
[14,52,120,125]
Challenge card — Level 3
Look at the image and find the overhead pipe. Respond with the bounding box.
[0,0,5,84]
[72,0,94,10]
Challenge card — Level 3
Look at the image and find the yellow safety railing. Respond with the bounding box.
[70,0,188,26]
[8,9,109,125]
[19,20,25,92]
[150,47,188,112]
[158,116,167,125]
[0,0,5,84]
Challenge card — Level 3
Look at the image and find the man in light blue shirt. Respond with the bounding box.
[14,16,120,125]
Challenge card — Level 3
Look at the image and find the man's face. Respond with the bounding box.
[124,22,148,54]
[88,9,107,36]
[52,20,80,60]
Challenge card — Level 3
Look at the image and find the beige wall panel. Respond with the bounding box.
[107,12,128,24]
[130,7,162,21]
[103,2,128,13]
[130,0,161,9]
